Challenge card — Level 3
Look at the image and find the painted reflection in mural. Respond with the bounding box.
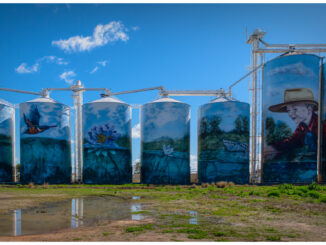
[0,102,14,182]
[20,99,71,184]
[82,99,132,184]
[262,54,320,183]
[141,98,190,184]
[198,98,250,184]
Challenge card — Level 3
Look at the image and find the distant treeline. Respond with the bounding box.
[142,135,190,153]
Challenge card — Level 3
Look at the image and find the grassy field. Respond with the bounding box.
[1,182,326,241]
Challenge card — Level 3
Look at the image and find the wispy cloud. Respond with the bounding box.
[52,21,129,53]
[60,70,76,84]
[131,26,140,31]
[132,123,140,139]
[90,60,108,74]
[190,154,197,173]
[15,56,68,74]
[15,63,39,74]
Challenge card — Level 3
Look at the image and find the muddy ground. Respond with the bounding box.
[1,182,326,241]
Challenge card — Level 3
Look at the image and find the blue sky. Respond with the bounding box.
[1,4,326,172]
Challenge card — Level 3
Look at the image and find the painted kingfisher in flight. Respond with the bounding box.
[23,105,57,134]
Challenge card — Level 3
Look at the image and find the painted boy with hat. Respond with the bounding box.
[265,88,318,157]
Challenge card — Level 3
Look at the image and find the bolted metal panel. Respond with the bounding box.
[198,96,250,184]
[82,97,132,184]
[19,97,72,184]
[262,54,321,184]
[140,97,190,184]
[0,100,15,183]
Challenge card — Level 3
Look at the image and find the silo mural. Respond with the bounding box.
[20,97,71,184]
[321,63,326,182]
[0,101,14,183]
[82,97,132,184]
[262,54,321,183]
[141,97,190,184]
[198,96,250,184]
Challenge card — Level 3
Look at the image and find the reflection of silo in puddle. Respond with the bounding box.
[71,198,84,228]
[13,209,21,236]
[189,211,197,225]
[131,202,143,220]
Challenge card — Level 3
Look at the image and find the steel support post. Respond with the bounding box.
[71,80,84,183]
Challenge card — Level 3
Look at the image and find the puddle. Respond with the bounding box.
[0,196,145,236]
[189,211,198,225]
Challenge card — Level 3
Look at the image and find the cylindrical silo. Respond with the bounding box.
[262,54,321,184]
[82,96,132,184]
[20,97,71,184]
[321,63,326,183]
[0,100,15,183]
[141,97,190,184]
[198,95,250,184]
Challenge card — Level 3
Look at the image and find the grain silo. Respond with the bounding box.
[141,97,190,184]
[198,95,250,184]
[82,96,132,184]
[0,100,15,183]
[262,54,321,184]
[20,96,71,184]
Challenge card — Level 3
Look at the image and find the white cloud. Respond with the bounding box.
[132,123,140,139]
[90,66,99,74]
[15,56,68,74]
[190,154,198,173]
[90,60,108,74]
[60,70,76,84]
[131,26,140,31]
[15,63,39,74]
[97,60,107,67]
[52,21,129,52]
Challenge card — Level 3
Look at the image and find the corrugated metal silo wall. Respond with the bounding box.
[198,101,250,184]
[82,102,132,184]
[321,63,326,182]
[141,100,190,184]
[262,54,321,184]
[20,101,71,184]
[0,104,14,182]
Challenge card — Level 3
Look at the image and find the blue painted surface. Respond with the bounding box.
[262,54,320,183]
[0,103,14,183]
[20,99,71,184]
[82,99,132,184]
[141,98,190,184]
[198,99,250,184]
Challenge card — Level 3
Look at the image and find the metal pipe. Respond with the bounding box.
[228,64,264,96]
[160,90,229,97]
[255,48,326,54]
[259,39,326,48]
[317,58,324,183]
[0,87,41,96]
[110,86,164,96]
[12,107,16,183]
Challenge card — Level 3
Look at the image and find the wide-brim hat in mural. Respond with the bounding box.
[268,88,318,112]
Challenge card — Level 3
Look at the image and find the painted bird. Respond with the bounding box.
[23,105,57,134]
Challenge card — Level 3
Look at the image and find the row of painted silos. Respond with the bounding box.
[0,93,250,184]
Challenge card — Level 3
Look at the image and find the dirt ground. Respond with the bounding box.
[1,183,326,241]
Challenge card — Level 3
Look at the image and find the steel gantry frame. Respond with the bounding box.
[247,29,326,183]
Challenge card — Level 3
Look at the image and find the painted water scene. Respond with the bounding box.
[0,102,14,183]
[262,54,321,184]
[20,99,71,184]
[198,98,250,184]
[141,98,190,184]
[82,98,132,184]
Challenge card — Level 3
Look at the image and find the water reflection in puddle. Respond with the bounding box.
[0,196,145,236]
[189,211,198,225]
